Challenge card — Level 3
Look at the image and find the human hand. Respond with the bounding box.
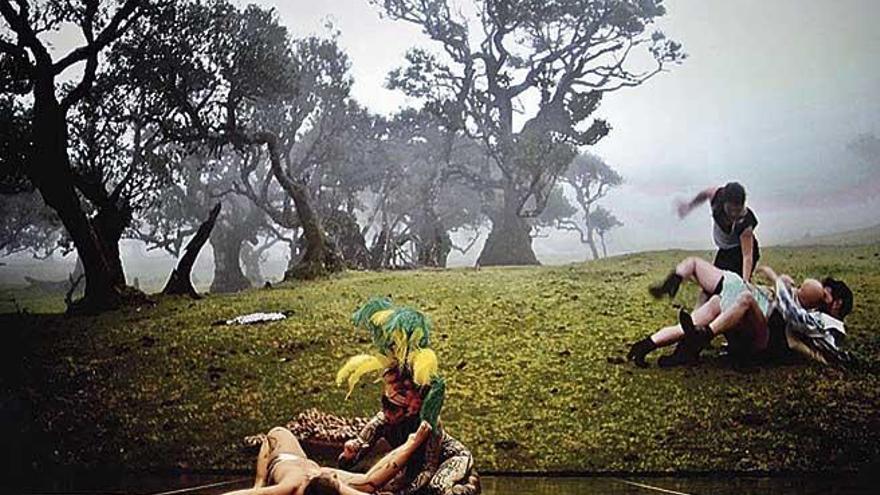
[410,421,433,444]
[675,200,690,219]
[340,439,364,461]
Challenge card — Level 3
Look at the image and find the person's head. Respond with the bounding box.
[381,369,423,425]
[796,279,825,309]
[304,471,341,495]
[721,182,747,219]
[381,393,408,424]
[820,277,854,320]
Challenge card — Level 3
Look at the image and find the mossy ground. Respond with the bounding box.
[2,245,879,474]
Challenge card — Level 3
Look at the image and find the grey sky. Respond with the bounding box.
[256,0,880,263]
[4,0,879,283]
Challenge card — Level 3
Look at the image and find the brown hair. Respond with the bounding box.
[304,473,340,495]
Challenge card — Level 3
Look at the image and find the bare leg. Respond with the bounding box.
[675,257,724,295]
[650,296,722,347]
[253,434,270,488]
[265,426,307,459]
[706,292,769,351]
[629,296,722,367]
[221,428,308,495]
[694,290,709,311]
[650,257,723,300]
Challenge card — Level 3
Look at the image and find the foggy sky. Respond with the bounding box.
[261,0,880,263]
[3,0,879,284]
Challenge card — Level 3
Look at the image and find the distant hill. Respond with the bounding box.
[785,223,880,247]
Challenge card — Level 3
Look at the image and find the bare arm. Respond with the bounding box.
[740,227,755,283]
[756,264,794,285]
[756,265,779,283]
[677,186,719,218]
[335,422,433,493]
[395,433,442,495]
[339,411,387,468]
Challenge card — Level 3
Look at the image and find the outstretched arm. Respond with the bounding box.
[334,422,433,493]
[677,186,718,218]
[757,265,795,289]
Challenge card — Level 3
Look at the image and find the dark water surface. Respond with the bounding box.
[7,473,874,494]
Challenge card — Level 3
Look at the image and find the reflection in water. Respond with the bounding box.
[482,476,640,494]
[11,474,874,494]
[480,476,873,495]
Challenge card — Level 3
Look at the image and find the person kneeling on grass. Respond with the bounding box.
[223,421,432,495]
[628,257,853,367]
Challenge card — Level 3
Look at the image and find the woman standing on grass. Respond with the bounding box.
[653,182,761,300]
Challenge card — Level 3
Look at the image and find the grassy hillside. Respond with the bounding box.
[785,224,880,247]
[2,245,879,475]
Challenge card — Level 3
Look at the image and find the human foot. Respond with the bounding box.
[649,272,683,299]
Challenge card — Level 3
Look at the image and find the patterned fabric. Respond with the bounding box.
[350,413,478,495]
[398,431,477,495]
[775,279,850,366]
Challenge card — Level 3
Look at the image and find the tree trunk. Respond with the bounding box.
[585,225,600,260]
[164,203,221,297]
[369,229,389,269]
[93,202,130,286]
[416,212,450,268]
[255,132,342,280]
[582,207,600,260]
[241,242,265,287]
[28,79,130,313]
[324,210,370,269]
[209,215,251,293]
[477,192,539,266]
[600,233,608,258]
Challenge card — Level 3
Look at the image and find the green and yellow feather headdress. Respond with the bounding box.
[337,297,445,428]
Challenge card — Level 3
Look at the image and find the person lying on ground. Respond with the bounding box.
[753,266,854,366]
[222,421,433,495]
[629,257,853,367]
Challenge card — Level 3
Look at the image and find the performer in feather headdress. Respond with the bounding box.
[336,297,445,429]
[336,297,480,495]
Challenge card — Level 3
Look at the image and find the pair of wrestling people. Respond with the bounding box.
[224,300,479,495]
[628,256,854,367]
[645,182,854,366]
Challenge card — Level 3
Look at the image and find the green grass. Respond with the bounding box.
[785,223,880,247]
[2,245,879,474]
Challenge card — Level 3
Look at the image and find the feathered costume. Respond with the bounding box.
[336,297,480,495]
[336,297,445,429]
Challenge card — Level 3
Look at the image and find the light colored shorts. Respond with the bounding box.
[719,271,773,317]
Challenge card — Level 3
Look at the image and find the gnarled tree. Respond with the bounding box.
[116,2,345,280]
[558,152,623,259]
[0,0,158,311]
[376,0,684,265]
[589,205,622,258]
